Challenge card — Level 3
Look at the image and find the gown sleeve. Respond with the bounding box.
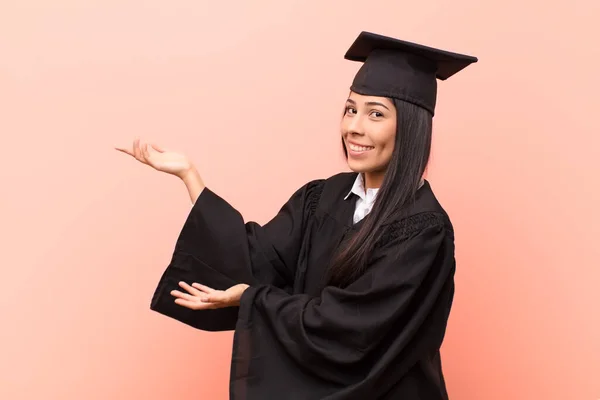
[149,179,324,332]
[231,212,456,397]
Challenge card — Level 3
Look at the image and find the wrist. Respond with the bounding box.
[232,284,250,307]
[179,166,202,185]
[179,166,206,203]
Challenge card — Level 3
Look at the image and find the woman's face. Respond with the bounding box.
[341,92,397,185]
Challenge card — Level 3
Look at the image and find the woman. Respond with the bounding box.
[117,31,477,399]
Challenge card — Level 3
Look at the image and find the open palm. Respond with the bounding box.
[115,138,192,177]
[171,282,250,310]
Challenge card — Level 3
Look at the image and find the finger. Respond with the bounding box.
[141,144,151,164]
[174,297,220,310]
[114,146,134,156]
[174,298,212,310]
[191,283,216,294]
[143,143,159,167]
[133,138,143,161]
[144,143,154,157]
[138,140,148,163]
[132,138,139,160]
[170,290,198,302]
[179,281,203,296]
[137,140,150,164]
[139,143,150,163]
[150,143,167,153]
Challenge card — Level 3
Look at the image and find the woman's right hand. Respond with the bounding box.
[115,138,193,179]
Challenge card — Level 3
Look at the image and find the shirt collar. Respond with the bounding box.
[344,173,378,201]
[343,173,425,201]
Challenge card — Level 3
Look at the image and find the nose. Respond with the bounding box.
[345,115,365,136]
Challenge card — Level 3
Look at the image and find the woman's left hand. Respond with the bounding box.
[171,282,250,310]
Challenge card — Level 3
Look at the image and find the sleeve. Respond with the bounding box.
[149,179,324,332]
[232,213,456,389]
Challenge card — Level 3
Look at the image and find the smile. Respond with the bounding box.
[348,143,374,152]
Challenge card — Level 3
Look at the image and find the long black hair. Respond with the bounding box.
[326,98,433,288]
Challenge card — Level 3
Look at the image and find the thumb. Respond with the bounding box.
[149,143,167,153]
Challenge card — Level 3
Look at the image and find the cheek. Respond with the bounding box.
[340,121,347,137]
[373,125,396,154]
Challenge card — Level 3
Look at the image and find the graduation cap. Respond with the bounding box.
[344,31,478,116]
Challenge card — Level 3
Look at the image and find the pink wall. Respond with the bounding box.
[1,1,599,399]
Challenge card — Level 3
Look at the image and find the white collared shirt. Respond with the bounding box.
[344,174,379,224]
[343,174,425,224]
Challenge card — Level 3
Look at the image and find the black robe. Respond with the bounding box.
[150,172,456,399]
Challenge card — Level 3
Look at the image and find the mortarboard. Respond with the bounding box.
[344,31,478,116]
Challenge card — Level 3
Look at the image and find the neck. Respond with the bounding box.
[363,171,385,189]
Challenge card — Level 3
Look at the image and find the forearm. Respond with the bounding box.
[180,167,205,204]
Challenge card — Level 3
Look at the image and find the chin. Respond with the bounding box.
[346,159,371,173]
[347,157,389,176]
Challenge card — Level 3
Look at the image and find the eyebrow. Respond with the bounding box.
[346,98,390,110]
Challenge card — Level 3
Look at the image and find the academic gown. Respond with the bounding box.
[150,172,456,400]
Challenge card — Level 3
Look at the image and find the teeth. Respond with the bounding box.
[349,144,373,152]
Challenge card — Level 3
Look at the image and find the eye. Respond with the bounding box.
[345,106,357,115]
[370,111,384,118]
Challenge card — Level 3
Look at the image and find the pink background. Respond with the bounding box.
[1,1,599,399]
